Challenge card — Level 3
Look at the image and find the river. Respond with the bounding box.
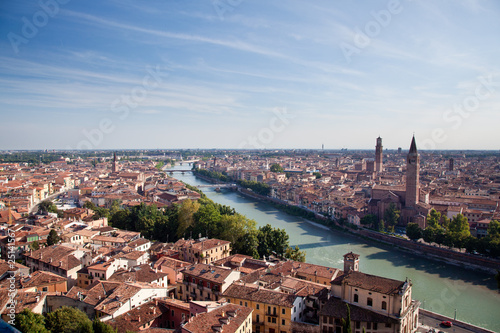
[168,166,500,331]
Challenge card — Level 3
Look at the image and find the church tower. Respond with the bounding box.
[343,252,360,273]
[112,152,117,173]
[375,136,383,173]
[406,136,420,207]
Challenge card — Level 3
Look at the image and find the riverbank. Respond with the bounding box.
[193,172,500,274]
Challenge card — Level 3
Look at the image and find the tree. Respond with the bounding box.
[193,203,222,238]
[284,245,306,262]
[448,214,470,236]
[47,229,60,246]
[270,163,284,173]
[234,229,260,258]
[423,227,435,243]
[406,223,423,241]
[488,220,500,238]
[341,302,352,333]
[38,200,58,214]
[360,214,377,228]
[464,236,479,254]
[30,240,40,251]
[424,209,445,244]
[45,306,93,333]
[313,172,322,179]
[378,219,385,232]
[447,214,471,249]
[384,203,400,230]
[93,317,117,333]
[257,224,290,258]
[15,308,49,333]
[176,199,200,239]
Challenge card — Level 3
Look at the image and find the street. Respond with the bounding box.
[418,312,492,333]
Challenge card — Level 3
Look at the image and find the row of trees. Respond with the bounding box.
[405,209,500,257]
[237,180,271,196]
[360,203,400,233]
[193,168,230,182]
[107,196,305,261]
[15,307,116,333]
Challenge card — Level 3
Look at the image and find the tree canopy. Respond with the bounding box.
[406,223,423,241]
[270,163,284,173]
[47,229,60,246]
[15,308,48,333]
[45,306,93,333]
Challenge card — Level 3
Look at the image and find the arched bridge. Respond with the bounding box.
[196,184,237,188]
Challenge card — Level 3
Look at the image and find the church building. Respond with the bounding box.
[368,136,431,228]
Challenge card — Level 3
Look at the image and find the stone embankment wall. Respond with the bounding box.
[359,229,500,273]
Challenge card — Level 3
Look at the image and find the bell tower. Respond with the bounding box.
[343,252,360,273]
[375,136,383,173]
[406,136,420,207]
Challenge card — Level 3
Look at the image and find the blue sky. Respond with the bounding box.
[1,0,499,150]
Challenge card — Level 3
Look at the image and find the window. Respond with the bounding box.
[245,302,248,307]
[227,298,231,303]
[256,304,259,310]
[272,318,276,324]
[367,322,371,329]
[373,323,378,330]
[268,317,271,323]
[282,308,285,315]
[355,322,360,329]
[281,319,285,325]
[353,294,359,303]
[256,314,260,322]
[382,301,387,310]
[367,297,373,307]
[323,316,327,324]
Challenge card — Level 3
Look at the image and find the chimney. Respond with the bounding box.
[153,308,156,315]
[221,311,225,318]
[138,315,141,322]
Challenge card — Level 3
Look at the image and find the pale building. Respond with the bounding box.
[320,252,420,333]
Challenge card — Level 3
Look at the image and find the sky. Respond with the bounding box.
[1,0,499,151]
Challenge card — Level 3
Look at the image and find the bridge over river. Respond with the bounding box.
[195,184,237,188]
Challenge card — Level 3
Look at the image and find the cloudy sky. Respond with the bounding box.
[1,0,499,150]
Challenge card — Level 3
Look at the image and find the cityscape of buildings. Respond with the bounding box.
[0,135,498,332]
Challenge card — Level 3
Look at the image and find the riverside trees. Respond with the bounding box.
[407,209,500,258]
[108,197,305,261]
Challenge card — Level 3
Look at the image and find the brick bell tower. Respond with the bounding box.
[406,136,420,208]
[375,136,383,173]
